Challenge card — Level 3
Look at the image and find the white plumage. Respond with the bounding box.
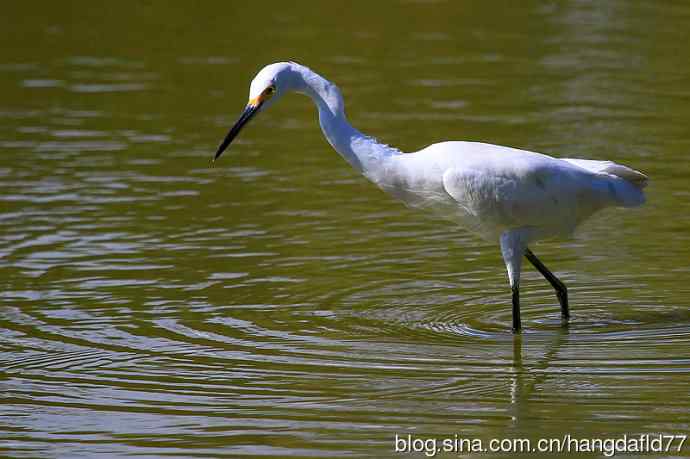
[214,61,647,332]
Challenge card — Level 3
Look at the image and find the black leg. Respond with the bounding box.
[524,248,569,320]
[512,283,521,333]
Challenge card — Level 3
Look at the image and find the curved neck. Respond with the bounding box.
[293,65,400,176]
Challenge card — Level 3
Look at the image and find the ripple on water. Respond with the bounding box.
[2,157,690,458]
[3,7,690,456]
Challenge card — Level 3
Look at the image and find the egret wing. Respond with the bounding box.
[440,166,583,237]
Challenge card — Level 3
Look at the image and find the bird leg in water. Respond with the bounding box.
[512,283,521,333]
[524,248,569,320]
[499,229,529,333]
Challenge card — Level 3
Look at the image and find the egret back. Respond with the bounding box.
[374,141,646,241]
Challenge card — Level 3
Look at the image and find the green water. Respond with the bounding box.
[1,1,690,458]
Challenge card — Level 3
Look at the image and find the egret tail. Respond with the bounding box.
[562,158,647,207]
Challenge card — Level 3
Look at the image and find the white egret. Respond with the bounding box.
[214,62,647,332]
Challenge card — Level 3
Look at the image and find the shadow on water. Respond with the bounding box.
[509,328,568,427]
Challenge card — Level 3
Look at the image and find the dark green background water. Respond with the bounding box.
[1,1,689,458]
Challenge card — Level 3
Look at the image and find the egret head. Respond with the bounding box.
[214,62,298,161]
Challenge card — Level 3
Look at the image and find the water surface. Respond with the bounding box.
[2,1,690,457]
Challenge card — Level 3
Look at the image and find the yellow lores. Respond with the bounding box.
[248,85,276,107]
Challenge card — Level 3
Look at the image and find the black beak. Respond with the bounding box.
[213,102,261,162]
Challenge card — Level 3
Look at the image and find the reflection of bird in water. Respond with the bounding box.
[214,62,648,332]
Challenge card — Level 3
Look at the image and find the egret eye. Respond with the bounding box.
[265,85,276,96]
